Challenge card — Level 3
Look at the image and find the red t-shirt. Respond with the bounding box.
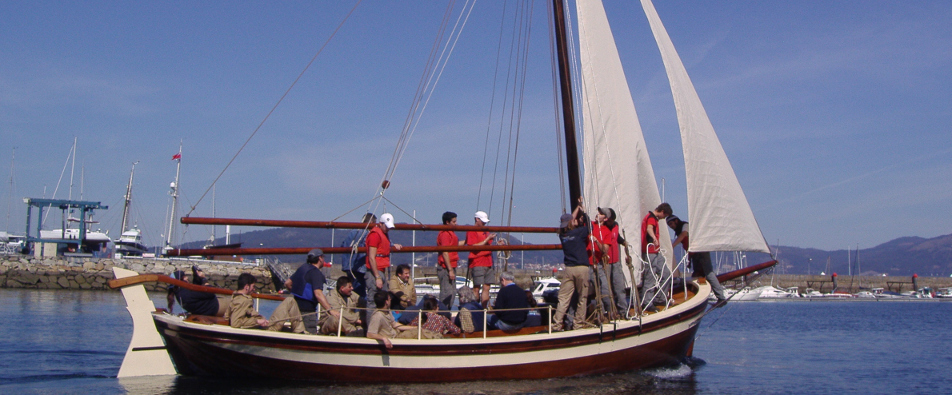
[641,212,660,255]
[592,221,621,264]
[466,230,492,267]
[365,226,391,270]
[437,230,459,269]
[588,221,605,265]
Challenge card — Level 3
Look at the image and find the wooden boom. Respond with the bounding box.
[716,260,778,283]
[108,273,285,301]
[167,244,562,257]
[181,216,559,233]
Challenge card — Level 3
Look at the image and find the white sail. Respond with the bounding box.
[578,0,674,283]
[641,0,770,253]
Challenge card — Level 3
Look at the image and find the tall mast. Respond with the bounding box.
[120,161,138,234]
[552,0,582,211]
[6,147,15,231]
[164,143,182,253]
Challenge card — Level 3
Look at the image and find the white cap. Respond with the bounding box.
[475,211,490,224]
[380,213,395,229]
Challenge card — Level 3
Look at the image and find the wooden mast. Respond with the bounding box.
[552,0,582,212]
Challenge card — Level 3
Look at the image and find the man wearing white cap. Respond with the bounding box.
[365,213,403,317]
[466,211,496,308]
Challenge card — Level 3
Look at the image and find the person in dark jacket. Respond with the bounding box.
[168,267,224,316]
[489,271,529,331]
[552,201,591,331]
[454,285,485,333]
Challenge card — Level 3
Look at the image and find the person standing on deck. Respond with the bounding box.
[437,211,463,308]
[593,207,630,318]
[466,211,496,308]
[640,203,672,312]
[285,249,335,334]
[552,202,591,331]
[365,213,403,317]
[340,213,376,299]
[667,215,727,306]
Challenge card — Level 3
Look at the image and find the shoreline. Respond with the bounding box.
[2,253,949,296]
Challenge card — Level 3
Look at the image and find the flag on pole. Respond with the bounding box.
[172,153,181,160]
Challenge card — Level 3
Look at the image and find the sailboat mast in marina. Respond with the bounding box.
[163,143,182,254]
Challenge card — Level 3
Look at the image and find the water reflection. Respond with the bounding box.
[118,369,699,395]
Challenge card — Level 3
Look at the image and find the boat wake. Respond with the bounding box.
[644,362,696,380]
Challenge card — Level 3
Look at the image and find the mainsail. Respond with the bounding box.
[641,0,770,253]
[577,0,674,281]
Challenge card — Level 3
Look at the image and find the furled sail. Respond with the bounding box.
[641,0,770,253]
[578,0,674,282]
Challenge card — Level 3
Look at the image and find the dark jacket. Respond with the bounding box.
[493,283,529,324]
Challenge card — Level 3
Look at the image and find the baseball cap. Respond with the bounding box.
[307,248,324,263]
[475,211,490,224]
[380,213,395,229]
[559,213,574,228]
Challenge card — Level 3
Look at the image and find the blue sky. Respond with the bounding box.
[1,1,950,251]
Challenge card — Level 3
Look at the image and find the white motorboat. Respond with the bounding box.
[532,277,561,304]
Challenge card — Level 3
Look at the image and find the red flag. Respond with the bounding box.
[172,153,181,160]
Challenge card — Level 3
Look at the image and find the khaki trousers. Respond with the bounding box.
[553,265,590,327]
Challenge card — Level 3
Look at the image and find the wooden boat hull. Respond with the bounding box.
[151,284,707,382]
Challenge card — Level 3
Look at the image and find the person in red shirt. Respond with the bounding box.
[437,211,464,308]
[365,213,403,316]
[640,203,672,312]
[466,211,495,308]
[592,207,629,319]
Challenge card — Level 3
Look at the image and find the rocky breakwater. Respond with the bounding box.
[0,255,274,293]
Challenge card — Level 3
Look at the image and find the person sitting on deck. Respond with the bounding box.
[285,249,335,334]
[489,271,530,331]
[366,291,418,349]
[319,276,364,336]
[167,267,226,316]
[454,285,486,333]
[408,296,460,338]
[224,273,269,329]
[388,264,416,310]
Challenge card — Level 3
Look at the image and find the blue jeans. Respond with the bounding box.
[490,315,525,331]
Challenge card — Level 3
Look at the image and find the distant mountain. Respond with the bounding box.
[768,234,952,277]
[179,228,952,277]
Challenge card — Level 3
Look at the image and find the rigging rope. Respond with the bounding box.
[476,0,511,211]
[184,0,364,218]
[379,0,476,195]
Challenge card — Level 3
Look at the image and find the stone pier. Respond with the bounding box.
[0,254,274,293]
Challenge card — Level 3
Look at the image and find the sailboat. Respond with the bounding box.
[114,162,148,257]
[110,0,775,381]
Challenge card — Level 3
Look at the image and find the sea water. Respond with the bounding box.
[2,288,950,394]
